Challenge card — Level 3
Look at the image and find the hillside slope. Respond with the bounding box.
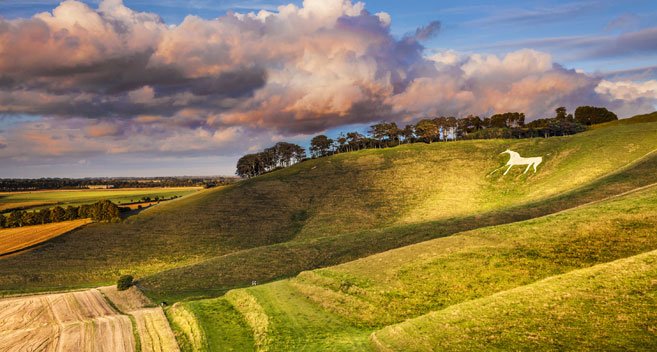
[178,183,657,350]
[370,249,657,351]
[2,119,657,295]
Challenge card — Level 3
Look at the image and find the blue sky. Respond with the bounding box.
[0,0,656,177]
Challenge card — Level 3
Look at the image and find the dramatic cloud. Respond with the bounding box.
[0,0,656,170]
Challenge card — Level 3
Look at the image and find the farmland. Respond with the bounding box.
[1,115,657,351]
[0,187,200,213]
[0,289,135,352]
[0,219,92,256]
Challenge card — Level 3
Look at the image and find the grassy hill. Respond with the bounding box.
[370,248,657,351]
[162,181,657,351]
[3,118,656,297]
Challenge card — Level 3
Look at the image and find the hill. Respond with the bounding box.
[370,248,657,351]
[160,179,657,350]
[3,118,656,297]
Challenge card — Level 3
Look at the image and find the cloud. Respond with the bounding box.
[0,0,655,170]
[462,26,657,63]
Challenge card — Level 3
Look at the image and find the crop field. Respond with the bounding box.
[0,187,200,213]
[98,285,180,352]
[0,289,135,352]
[0,219,92,256]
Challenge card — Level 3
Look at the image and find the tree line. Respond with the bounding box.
[236,106,618,176]
[0,200,122,229]
[0,176,235,192]
[236,142,307,178]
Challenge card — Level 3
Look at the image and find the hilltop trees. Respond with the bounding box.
[575,106,618,125]
[235,105,613,178]
[236,142,306,178]
[310,135,334,157]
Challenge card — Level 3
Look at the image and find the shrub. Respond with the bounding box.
[117,275,134,291]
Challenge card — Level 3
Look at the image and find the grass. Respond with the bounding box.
[165,303,206,352]
[139,141,657,302]
[289,184,657,327]
[190,280,371,351]
[589,111,657,130]
[0,187,199,213]
[2,118,657,300]
[370,248,657,351]
[0,219,92,256]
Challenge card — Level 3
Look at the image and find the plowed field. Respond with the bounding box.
[0,289,135,352]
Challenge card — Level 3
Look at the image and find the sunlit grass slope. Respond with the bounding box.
[2,119,657,295]
[141,141,657,302]
[290,184,657,328]
[370,249,657,351]
[180,185,657,351]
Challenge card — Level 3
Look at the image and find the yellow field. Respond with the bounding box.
[0,219,92,256]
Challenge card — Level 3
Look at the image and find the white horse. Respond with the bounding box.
[492,149,542,175]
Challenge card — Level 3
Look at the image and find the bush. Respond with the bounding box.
[117,275,134,291]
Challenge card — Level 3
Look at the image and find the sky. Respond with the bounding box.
[0,0,656,177]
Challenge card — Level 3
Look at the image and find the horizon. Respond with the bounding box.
[1,0,656,178]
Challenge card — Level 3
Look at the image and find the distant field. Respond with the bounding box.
[0,219,92,256]
[0,289,135,352]
[0,187,200,213]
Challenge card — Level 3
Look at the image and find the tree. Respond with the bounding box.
[575,106,618,125]
[64,206,78,221]
[0,214,5,228]
[50,206,65,223]
[236,153,261,178]
[310,135,333,157]
[117,275,134,291]
[401,124,415,143]
[415,119,439,143]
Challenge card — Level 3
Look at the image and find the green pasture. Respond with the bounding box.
[0,188,199,213]
[371,249,657,351]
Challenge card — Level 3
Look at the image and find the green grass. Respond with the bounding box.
[0,188,198,213]
[139,140,657,302]
[2,120,657,299]
[289,184,657,328]
[370,248,657,351]
[194,280,371,351]
[184,298,254,352]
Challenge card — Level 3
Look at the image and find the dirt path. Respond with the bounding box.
[0,289,135,352]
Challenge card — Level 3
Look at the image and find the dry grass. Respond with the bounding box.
[0,219,92,256]
[0,289,135,352]
[132,308,181,352]
[165,303,206,351]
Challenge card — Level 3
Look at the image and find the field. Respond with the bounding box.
[0,219,92,256]
[2,115,657,350]
[0,187,200,213]
[2,120,657,297]
[0,289,135,352]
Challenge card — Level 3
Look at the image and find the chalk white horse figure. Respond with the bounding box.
[494,149,543,175]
